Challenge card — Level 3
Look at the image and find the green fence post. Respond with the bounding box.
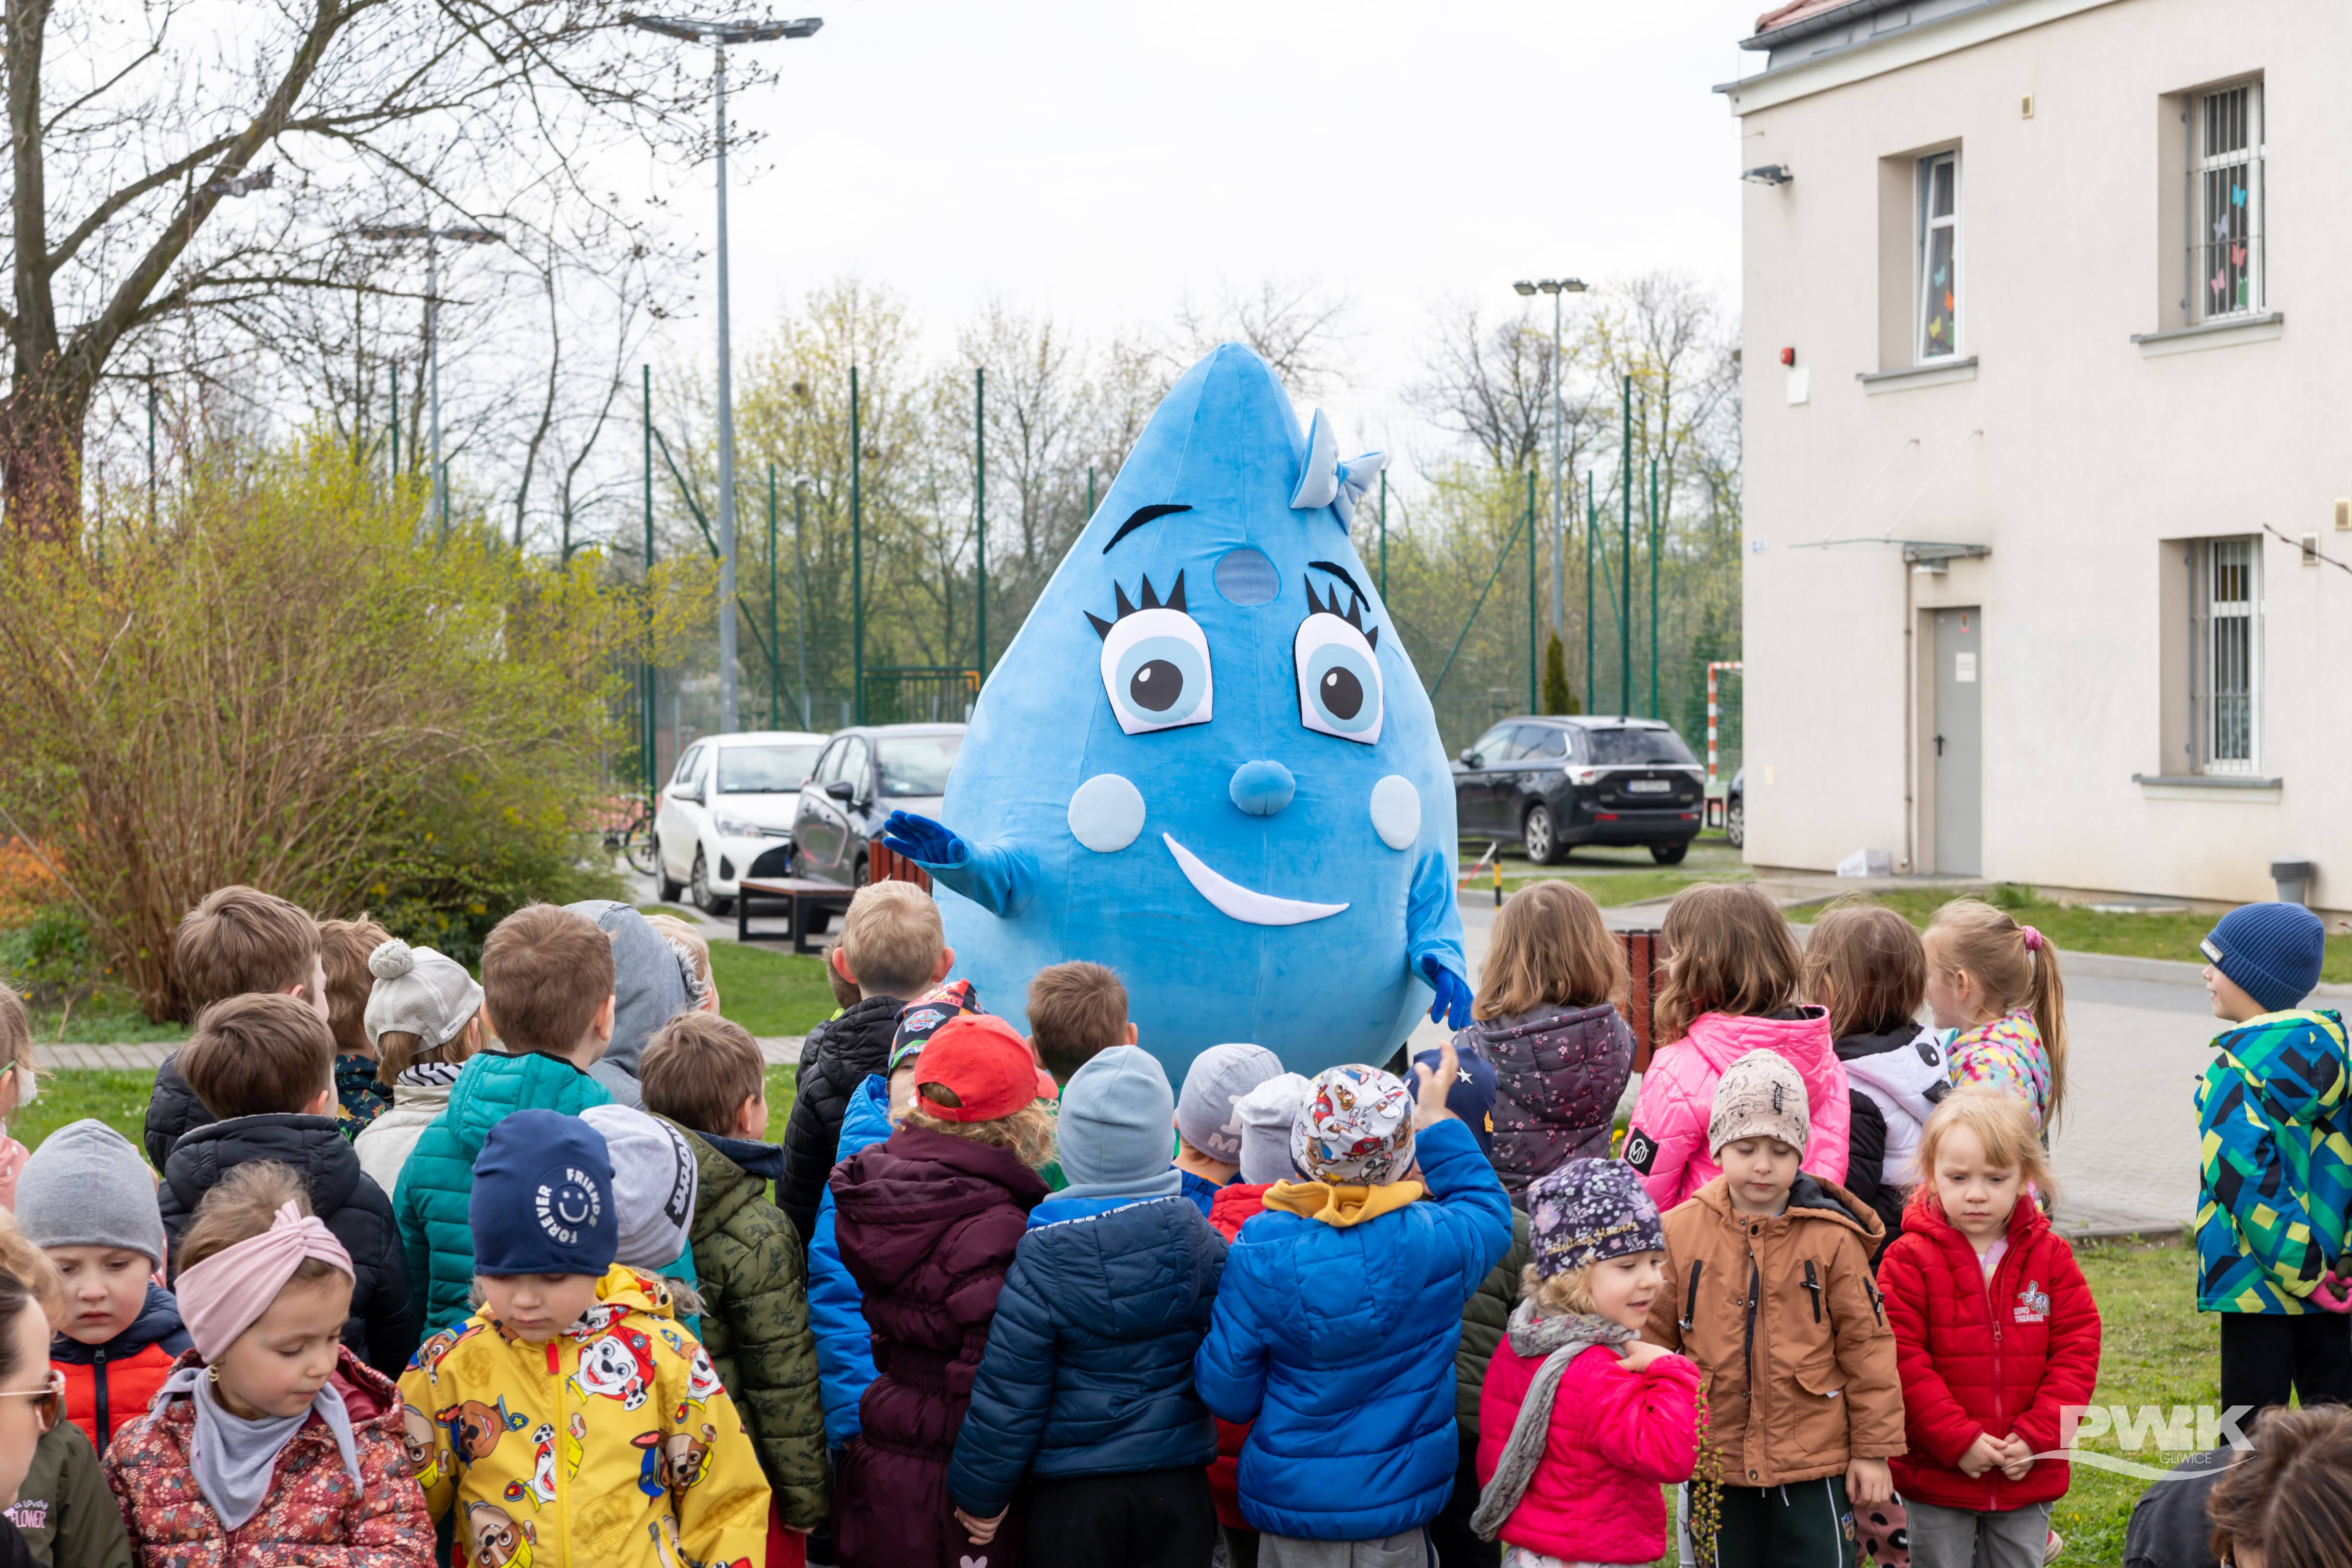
[642,364,655,815]
[1525,469,1537,714]
[1378,469,1388,601]
[1619,376,1633,717]
[851,365,863,726]
[1648,459,1661,719]
[768,463,780,731]
[975,366,987,677]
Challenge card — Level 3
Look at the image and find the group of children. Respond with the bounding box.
[0,858,2337,1568]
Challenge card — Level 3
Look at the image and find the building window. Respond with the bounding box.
[1916,151,1960,360]
[2192,536,2261,773]
[2191,80,2263,321]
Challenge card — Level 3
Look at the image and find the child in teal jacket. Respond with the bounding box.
[2192,902,2352,1414]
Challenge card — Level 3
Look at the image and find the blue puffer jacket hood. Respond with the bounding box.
[947,1192,1226,1516]
[1193,1115,1512,1540]
[808,1072,894,1446]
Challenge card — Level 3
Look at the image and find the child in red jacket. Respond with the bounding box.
[1473,1156,1698,1567]
[1879,1087,2101,1568]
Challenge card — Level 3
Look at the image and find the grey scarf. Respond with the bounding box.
[158,1367,361,1531]
[1469,1300,1637,1541]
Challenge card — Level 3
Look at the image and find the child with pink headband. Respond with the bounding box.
[102,1161,432,1567]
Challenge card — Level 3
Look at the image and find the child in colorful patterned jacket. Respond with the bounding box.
[397,1111,769,1568]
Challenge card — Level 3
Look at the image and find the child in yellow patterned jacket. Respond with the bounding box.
[397,1109,769,1568]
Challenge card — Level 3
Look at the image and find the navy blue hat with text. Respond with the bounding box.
[2203,902,2326,1015]
[471,1109,618,1276]
[1412,1042,1499,1160]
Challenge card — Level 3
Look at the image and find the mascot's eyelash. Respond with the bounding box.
[1086,571,1188,640]
[1302,575,1378,650]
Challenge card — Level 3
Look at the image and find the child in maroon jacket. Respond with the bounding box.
[1878,1087,2102,1568]
[827,1014,1057,1568]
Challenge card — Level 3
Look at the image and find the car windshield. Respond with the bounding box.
[716,744,822,793]
[1586,727,1697,766]
[874,733,963,797]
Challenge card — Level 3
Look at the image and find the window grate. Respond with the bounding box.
[2191,82,2263,322]
[2193,536,2260,773]
[1917,152,1961,360]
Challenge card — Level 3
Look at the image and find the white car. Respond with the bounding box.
[654,730,829,915]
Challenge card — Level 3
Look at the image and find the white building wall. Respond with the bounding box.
[1731,0,2352,906]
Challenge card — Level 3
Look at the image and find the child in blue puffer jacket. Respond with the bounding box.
[948,1045,1228,1568]
[1196,1043,1514,1567]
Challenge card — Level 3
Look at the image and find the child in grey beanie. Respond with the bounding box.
[17,1118,167,1268]
[1233,1071,1312,1187]
[1173,1043,1285,1212]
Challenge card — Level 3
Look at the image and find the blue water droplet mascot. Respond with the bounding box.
[881,343,1469,1081]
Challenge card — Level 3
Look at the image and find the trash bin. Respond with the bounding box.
[2272,859,2316,907]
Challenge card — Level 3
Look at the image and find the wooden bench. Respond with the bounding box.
[736,877,857,954]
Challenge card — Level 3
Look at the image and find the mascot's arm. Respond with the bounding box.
[880,810,1038,919]
[1407,851,1473,1028]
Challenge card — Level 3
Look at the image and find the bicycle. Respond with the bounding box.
[598,796,661,877]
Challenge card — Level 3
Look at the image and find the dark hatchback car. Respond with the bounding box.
[788,723,966,888]
[1453,716,1706,864]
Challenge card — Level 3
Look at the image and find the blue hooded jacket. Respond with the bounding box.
[947,1192,1226,1515]
[808,1072,893,1446]
[1193,1115,1512,1540]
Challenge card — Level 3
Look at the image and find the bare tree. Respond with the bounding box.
[1170,277,1357,397]
[1404,296,1603,476]
[1,0,779,541]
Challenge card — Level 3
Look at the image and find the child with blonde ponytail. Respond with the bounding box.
[1922,900,2068,1130]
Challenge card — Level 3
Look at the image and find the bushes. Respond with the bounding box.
[0,436,710,1019]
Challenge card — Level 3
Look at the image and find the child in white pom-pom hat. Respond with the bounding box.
[352,939,483,1197]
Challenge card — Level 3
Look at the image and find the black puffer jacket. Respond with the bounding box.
[1454,1206,1532,1440]
[1463,1001,1636,1203]
[779,996,906,1242]
[142,1055,214,1171]
[157,1113,415,1381]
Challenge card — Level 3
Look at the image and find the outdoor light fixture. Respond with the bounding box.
[1742,163,1794,185]
[354,221,506,536]
[625,9,824,734]
[1509,276,1589,648]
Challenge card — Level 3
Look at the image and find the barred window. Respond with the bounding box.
[2192,536,2260,774]
[2192,81,2264,322]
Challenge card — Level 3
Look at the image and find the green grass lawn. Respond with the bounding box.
[23,999,187,1046]
[1856,889,2352,984]
[710,942,839,1036]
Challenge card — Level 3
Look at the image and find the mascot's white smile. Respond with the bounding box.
[1162,833,1347,926]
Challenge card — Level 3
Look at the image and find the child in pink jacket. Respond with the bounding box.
[1624,885,1851,1209]
[1473,1157,1697,1566]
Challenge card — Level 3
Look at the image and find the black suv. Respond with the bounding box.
[1453,716,1705,864]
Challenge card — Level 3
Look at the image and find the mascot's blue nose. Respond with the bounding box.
[1229,760,1296,817]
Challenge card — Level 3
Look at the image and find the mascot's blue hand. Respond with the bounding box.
[1420,956,1473,1029]
[881,811,968,868]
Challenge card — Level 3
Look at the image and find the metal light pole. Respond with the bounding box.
[626,12,822,733]
[358,222,503,536]
[1512,277,1586,643]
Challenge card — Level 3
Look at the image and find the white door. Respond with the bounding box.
[658,742,706,878]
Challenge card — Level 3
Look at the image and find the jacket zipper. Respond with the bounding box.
[1802,1259,1822,1323]
[1983,1234,2011,1510]
[93,1348,109,1444]
[1680,1259,1705,1332]
[547,1340,568,1568]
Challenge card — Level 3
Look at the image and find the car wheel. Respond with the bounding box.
[655,836,684,902]
[1522,804,1560,866]
[1726,799,1745,850]
[1649,841,1689,866]
[852,853,872,889]
[691,849,735,917]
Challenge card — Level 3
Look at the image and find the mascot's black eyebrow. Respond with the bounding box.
[1307,559,1366,601]
[1101,503,1192,554]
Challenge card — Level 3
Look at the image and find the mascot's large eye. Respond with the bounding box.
[1099,606,1212,734]
[1295,609,1383,744]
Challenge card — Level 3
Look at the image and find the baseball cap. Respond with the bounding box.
[911,1013,1058,1121]
[890,977,983,1073]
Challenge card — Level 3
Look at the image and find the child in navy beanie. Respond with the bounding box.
[400,1109,772,1568]
[2193,901,2352,1416]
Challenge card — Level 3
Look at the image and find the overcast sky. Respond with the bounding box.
[630,0,1775,464]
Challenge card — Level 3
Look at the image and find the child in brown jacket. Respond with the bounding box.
[1644,1049,1904,1568]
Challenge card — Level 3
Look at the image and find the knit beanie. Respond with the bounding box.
[1412,1042,1499,1160]
[1708,1049,1810,1156]
[1527,1157,1664,1277]
[1176,1044,1285,1165]
[15,1119,167,1266]
[1291,1065,1416,1185]
[361,939,484,1054]
[1235,1072,1312,1185]
[581,1104,699,1271]
[1056,1045,1177,1193]
[472,1110,618,1276]
[2203,902,2327,1014]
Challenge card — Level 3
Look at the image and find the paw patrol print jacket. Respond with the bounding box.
[1877,1187,2101,1511]
[395,1265,770,1568]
